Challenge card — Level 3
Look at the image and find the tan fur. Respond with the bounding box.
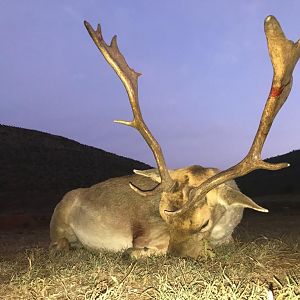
[50,165,247,258]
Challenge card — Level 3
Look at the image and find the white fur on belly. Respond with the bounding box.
[71,221,133,251]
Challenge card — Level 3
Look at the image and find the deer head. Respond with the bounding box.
[84,16,299,249]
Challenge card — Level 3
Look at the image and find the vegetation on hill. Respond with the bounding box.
[1,124,299,214]
[236,150,300,196]
[0,125,150,212]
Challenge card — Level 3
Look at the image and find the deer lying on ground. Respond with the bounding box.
[50,16,300,259]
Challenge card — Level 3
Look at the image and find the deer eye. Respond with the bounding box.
[200,219,210,232]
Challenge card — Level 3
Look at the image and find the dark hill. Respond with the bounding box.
[0,124,150,214]
[236,150,300,196]
[1,124,299,229]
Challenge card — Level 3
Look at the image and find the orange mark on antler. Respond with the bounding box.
[269,86,283,97]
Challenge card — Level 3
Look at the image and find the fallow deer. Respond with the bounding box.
[50,16,300,258]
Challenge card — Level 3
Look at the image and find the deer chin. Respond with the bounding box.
[167,225,213,258]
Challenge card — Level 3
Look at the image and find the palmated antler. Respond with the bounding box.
[84,21,175,194]
[166,16,300,217]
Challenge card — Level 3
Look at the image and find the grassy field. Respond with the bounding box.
[0,207,299,299]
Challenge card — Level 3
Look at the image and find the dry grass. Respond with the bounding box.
[0,214,300,300]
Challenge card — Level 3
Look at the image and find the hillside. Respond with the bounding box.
[236,150,300,196]
[0,125,150,213]
[0,124,299,222]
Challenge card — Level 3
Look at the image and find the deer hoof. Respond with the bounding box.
[49,238,70,252]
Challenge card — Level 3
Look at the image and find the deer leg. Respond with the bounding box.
[124,222,169,259]
[50,215,81,251]
[49,238,70,251]
[124,247,166,259]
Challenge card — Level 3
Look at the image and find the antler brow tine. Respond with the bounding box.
[84,21,175,195]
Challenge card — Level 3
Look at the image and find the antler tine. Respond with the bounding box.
[166,15,300,217]
[84,21,175,195]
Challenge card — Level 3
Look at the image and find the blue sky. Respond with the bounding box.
[1,1,299,169]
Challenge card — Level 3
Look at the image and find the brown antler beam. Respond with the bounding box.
[166,15,300,218]
[84,21,175,194]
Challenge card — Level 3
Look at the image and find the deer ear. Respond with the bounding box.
[209,185,268,213]
[133,169,161,183]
